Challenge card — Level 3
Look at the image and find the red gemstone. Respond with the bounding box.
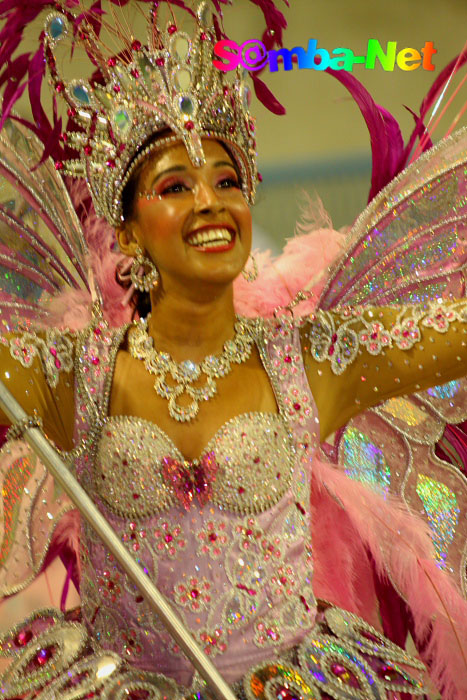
[35,647,53,666]
[258,173,263,182]
[132,493,140,500]
[328,344,335,356]
[107,57,116,67]
[106,159,116,168]
[331,333,338,343]
[228,125,235,134]
[200,32,208,40]
[90,356,99,365]
[55,161,64,171]
[113,84,121,93]
[132,39,142,50]
[293,403,301,411]
[165,534,173,543]
[55,81,64,92]
[331,663,347,676]
[190,589,200,598]
[378,665,403,682]
[168,24,177,34]
[284,355,292,363]
[131,69,140,78]
[156,57,165,66]
[185,120,195,131]
[67,107,77,117]
[208,533,217,541]
[360,629,380,643]
[15,629,33,647]
[276,688,299,700]
[238,487,245,494]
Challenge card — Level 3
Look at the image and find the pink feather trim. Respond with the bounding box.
[234,196,345,317]
[312,453,467,699]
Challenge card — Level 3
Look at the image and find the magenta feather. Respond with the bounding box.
[325,67,404,201]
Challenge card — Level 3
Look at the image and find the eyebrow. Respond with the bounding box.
[149,160,236,188]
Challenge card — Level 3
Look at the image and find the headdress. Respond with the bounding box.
[0,0,288,229]
[40,1,257,226]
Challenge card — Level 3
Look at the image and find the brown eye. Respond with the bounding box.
[218,176,240,189]
[161,181,189,195]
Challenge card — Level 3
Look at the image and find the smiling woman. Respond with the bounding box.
[0,1,467,699]
[117,139,252,296]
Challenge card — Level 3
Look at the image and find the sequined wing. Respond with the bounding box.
[317,128,467,596]
[0,118,92,325]
[318,127,467,310]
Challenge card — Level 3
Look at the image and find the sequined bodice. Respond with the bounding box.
[74,320,320,687]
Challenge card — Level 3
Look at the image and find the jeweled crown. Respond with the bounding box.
[44,1,258,226]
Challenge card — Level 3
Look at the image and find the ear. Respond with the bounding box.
[115,221,141,257]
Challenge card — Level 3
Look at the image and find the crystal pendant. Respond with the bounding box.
[178,360,199,380]
[174,69,191,91]
[172,35,190,62]
[71,83,91,106]
[112,108,132,135]
[198,2,212,28]
[241,85,251,110]
[49,15,67,40]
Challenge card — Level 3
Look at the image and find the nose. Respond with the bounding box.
[193,180,225,214]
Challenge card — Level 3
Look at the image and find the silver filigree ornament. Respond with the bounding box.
[128,316,256,422]
[43,1,259,226]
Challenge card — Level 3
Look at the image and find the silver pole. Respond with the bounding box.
[0,380,237,700]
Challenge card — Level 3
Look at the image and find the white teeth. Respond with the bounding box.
[187,228,233,247]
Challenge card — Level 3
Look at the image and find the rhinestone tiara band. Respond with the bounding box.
[44,1,258,226]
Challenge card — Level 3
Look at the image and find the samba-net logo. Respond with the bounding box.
[213,39,437,73]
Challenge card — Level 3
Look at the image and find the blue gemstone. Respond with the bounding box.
[50,16,65,40]
[179,96,194,116]
[72,84,91,105]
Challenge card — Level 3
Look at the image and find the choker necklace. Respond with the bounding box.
[128,315,256,422]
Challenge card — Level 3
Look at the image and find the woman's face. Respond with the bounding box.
[122,138,252,296]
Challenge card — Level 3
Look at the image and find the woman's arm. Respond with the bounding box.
[0,326,76,450]
[302,298,467,440]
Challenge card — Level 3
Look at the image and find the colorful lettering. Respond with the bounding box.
[268,46,309,72]
[212,38,437,74]
[365,39,397,71]
[397,47,421,71]
[330,48,357,71]
[421,41,437,70]
[213,39,241,72]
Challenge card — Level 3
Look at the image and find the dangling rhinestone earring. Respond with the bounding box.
[130,245,159,292]
[242,254,258,282]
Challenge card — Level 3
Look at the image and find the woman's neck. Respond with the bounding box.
[146,285,237,363]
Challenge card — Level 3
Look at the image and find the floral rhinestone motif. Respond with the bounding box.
[307,299,467,374]
[9,329,73,387]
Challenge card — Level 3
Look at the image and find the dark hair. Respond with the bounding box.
[119,156,152,319]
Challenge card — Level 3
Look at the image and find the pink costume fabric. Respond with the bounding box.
[74,321,319,686]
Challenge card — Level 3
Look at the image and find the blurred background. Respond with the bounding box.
[223,0,467,252]
[14,0,467,252]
